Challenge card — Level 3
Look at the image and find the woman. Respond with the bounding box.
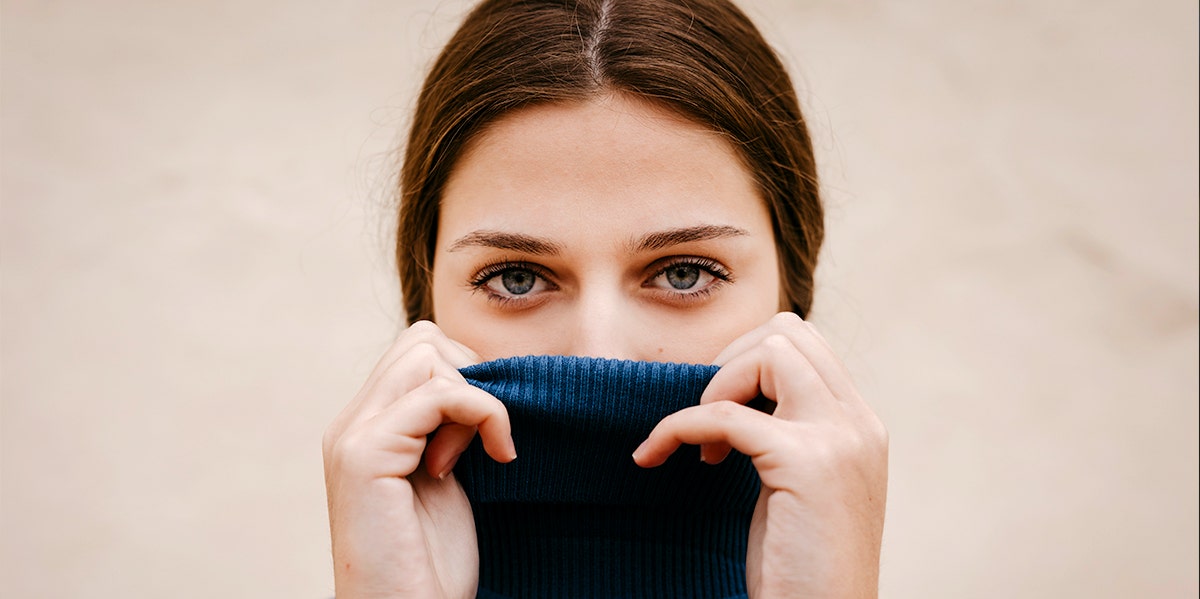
[323,0,889,597]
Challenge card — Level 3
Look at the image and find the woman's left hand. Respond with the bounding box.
[633,312,888,599]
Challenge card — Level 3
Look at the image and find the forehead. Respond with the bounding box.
[437,94,770,247]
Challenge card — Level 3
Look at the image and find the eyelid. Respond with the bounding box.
[644,256,733,283]
[465,256,731,309]
[467,260,559,311]
[468,259,558,289]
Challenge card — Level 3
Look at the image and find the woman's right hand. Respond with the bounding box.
[322,321,516,599]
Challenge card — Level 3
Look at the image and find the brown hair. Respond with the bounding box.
[397,0,823,323]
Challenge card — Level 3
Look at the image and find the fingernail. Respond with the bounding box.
[632,440,651,464]
[437,455,459,480]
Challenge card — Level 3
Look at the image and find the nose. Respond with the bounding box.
[563,290,643,361]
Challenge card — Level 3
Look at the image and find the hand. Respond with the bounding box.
[322,321,516,599]
[633,312,888,599]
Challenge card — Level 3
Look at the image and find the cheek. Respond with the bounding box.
[704,260,782,356]
[436,303,562,362]
[429,264,468,334]
[640,274,781,364]
[430,264,536,358]
[634,308,766,364]
[692,299,778,361]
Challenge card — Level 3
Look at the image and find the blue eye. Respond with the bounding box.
[499,269,536,295]
[646,257,731,297]
[664,265,701,289]
[470,262,555,304]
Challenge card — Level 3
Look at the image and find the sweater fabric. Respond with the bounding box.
[456,355,761,599]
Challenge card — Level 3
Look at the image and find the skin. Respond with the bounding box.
[323,94,889,598]
[432,93,781,361]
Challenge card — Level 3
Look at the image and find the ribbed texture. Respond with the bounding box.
[456,356,759,599]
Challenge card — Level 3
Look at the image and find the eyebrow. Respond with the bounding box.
[446,230,564,255]
[445,224,748,255]
[631,225,748,252]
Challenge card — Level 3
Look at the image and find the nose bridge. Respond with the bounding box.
[568,281,637,360]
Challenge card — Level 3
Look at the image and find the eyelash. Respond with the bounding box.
[467,260,558,306]
[467,256,733,307]
[644,257,733,301]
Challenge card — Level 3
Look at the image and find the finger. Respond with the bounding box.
[324,322,486,477]
[702,334,838,423]
[447,337,482,365]
[711,311,805,366]
[633,401,783,468]
[333,377,513,480]
[352,341,468,419]
[701,315,860,463]
[378,376,515,464]
[799,320,866,406]
[713,312,859,402]
[702,317,801,464]
[362,321,478,393]
[327,342,465,446]
[331,322,478,437]
[423,423,478,479]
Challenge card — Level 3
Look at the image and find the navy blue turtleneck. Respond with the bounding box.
[456,356,760,599]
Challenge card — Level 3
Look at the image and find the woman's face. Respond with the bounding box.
[431,94,780,363]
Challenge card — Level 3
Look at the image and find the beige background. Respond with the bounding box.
[2,0,1196,597]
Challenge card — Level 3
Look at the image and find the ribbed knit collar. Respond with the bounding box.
[456,356,759,599]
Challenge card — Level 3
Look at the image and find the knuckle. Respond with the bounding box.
[328,430,367,471]
[854,407,889,451]
[761,333,795,353]
[391,321,444,353]
[805,435,851,472]
[777,429,809,462]
[427,375,457,392]
[403,321,446,350]
[824,425,886,468]
[485,394,508,417]
[870,419,890,452]
[777,424,862,472]
[767,348,819,391]
[771,311,802,327]
[406,319,439,337]
[321,423,342,456]
[405,341,441,365]
[709,400,742,419]
[387,320,436,351]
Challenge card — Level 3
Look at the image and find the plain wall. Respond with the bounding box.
[2,0,1196,597]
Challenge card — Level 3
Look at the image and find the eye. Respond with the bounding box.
[496,269,537,295]
[645,257,731,297]
[470,261,556,304]
[482,267,548,298]
[663,264,702,289]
